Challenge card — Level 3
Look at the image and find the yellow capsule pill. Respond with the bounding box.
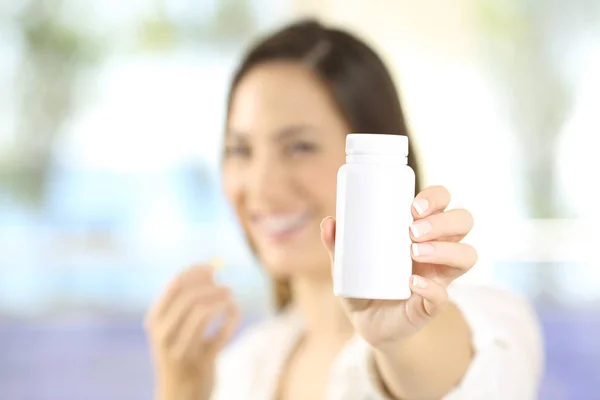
[209,257,224,270]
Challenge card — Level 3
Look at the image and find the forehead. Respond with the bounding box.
[228,61,342,133]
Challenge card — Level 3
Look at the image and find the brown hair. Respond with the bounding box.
[225,19,421,311]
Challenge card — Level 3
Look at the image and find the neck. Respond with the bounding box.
[290,275,354,343]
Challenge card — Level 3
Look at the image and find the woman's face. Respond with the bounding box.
[223,61,348,279]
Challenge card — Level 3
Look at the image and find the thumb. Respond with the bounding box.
[320,216,336,262]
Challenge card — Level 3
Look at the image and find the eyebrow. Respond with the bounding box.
[226,124,317,142]
[274,124,316,141]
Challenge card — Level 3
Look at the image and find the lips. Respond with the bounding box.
[251,211,311,240]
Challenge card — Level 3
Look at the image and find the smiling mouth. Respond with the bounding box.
[252,212,311,241]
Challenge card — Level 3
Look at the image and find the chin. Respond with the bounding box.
[259,248,330,280]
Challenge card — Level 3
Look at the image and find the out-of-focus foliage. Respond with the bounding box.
[474,0,598,218]
[137,0,257,51]
[474,0,600,299]
[1,0,256,207]
[2,0,103,207]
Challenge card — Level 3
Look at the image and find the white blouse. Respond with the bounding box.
[211,284,544,400]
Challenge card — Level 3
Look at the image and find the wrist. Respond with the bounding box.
[156,379,209,400]
[371,302,457,357]
[155,364,213,400]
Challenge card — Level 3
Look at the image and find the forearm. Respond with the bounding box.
[373,302,473,400]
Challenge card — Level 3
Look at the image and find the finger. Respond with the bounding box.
[320,216,336,262]
[206,301,240,356]
[147,278,184,325]
[146,282,179,330]
[409,208,474,243]
[171,299,230,361]
[162,286,227,340]
[407,275,449,320]
[411,242,478,275]
[178,264,216,289]
[412,185,451,219]
[161,287,229,346]
[152,266,216,320]
[340,297,374,313]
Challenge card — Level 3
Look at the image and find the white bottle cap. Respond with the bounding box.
[345,133,409,156]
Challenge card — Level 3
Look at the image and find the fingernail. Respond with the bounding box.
[413,199,429,215]
[411,275,428,289]
[410,220,431,238]
[412,243,434,257]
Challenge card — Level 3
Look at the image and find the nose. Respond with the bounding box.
[245,152,289,204]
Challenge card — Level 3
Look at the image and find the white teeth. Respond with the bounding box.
[257,213,308,235]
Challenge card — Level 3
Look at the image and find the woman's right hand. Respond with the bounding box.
[145,265,239,400]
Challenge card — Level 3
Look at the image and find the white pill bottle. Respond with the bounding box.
[333,133,415,300]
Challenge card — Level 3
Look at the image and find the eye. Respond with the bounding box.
[288,141,318,154]
[224,143,251,158]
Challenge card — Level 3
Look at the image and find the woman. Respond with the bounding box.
[146,20,544,400]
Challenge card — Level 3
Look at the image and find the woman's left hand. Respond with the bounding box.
[320,185,477,347]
